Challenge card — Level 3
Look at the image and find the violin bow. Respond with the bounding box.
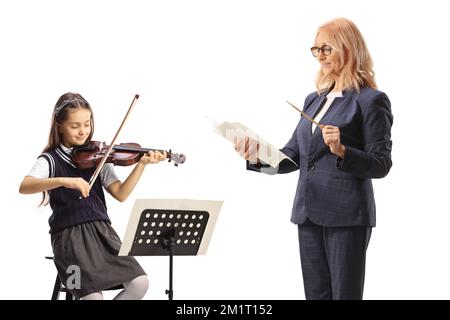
[86,94,139,190]
[286,100,322,129]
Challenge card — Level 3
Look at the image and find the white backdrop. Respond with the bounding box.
[1,0,449,300]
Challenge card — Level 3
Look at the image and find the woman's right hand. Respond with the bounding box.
[63,177,91,198]
[234,136,260,162]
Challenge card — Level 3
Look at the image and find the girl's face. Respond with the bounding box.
[314,31,340,77]
[58,108,91,148]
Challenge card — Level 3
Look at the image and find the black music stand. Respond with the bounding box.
[119,199,222,300]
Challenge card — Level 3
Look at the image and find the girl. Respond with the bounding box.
[19,92,167,300]
[234,18,393,299]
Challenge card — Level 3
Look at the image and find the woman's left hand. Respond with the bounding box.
[320,125,346,158]
[139,151,167,165]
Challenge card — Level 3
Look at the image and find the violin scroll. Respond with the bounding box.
[168,150,186,166]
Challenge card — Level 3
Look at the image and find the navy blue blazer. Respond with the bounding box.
[248,87,393,227]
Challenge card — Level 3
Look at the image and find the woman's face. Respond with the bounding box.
[58,108,91,148]
[314,31,340,77]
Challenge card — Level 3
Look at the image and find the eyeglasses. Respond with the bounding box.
[310,45,332,57]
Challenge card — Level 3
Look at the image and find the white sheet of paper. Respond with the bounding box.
[119,199,223,256]
[214,121,296,168]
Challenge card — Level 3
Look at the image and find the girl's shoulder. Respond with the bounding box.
[38,148,58,162]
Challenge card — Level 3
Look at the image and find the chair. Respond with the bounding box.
[46,256,77,300]
[46,256,123,300]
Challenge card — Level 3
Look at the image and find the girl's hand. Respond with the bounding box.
[234,136,260,163]
[63,177,91,198]
[139,151,167,165]
[320,125,346,158]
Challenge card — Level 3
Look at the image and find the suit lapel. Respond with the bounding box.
[305,94,327,134]
[308,94,345,159]
[298,94,326,156]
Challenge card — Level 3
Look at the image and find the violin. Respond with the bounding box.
[80,94,186,191]
[72,140,186,169]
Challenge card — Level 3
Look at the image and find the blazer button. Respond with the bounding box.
[310,165,316,171]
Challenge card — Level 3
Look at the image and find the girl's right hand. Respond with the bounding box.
[234,136,260,162]
[63,177,91,198]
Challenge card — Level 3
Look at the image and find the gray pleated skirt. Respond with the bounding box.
[51,220,146,298]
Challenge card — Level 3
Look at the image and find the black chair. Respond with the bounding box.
[45,256,77,300]
[46,256,124,300]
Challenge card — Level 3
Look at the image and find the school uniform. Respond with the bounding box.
[29,145,146,298]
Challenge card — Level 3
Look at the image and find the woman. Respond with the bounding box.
[234,18,393,300]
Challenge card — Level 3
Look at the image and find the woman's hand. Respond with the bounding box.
[320,125,346,158]
[63,177,91,198]
[139,151,167,165]
[234,136,260,162]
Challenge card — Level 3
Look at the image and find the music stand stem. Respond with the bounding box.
[164,233,175,300]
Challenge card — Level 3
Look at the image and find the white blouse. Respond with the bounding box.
[311,91,343,133]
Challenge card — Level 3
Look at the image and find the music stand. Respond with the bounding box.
[119,199,223,300]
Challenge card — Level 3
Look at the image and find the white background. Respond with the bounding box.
[1,0,449,300]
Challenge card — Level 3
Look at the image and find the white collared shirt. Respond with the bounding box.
[312,91,343,133]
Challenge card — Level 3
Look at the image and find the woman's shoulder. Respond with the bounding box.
[305,91,320,100]
[355,87,389,104]
[354,87,391,116]
[303,91,321,108]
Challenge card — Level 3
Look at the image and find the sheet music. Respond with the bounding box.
[214,121,296,168]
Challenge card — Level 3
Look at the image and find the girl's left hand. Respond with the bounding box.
[320,125,346,158]
[139,151,167,165]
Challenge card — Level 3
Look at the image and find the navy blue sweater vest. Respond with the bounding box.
[40,146,111,234]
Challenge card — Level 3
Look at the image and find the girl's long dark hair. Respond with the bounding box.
[40,92,94,206]
[43,92,95,152]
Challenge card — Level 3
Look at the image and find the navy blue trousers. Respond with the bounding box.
[297,219,372,300]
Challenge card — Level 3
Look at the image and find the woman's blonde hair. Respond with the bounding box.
[315,17,377,93]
